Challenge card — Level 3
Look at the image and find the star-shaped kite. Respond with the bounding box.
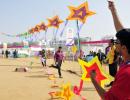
[47,15,63,28]
[28,28,35,34]
[61,83,73,100]
[39,22,47,31]
[34,25,40,32]
[78,56,114,88]
[67,2,95,23]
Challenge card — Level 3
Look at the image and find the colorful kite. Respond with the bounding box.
[39,22,48,42]
[34,25,40,33]
[28,28,35,34]
[47,15,63,28]
[47,15,63,41]
[27,25,41,42]
[78,56,114,88]
[66,2,96,56]
[48,83,73,100]
[39,22,47,31]
[67,2,95,23]
[71,45,77,54]
[61,83,74,100]
[60,2,95,37]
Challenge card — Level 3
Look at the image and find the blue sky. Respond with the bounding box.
[0,0,130,43]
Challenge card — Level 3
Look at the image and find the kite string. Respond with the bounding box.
[44,28,48,42]
[60,20,68,37]
[76,20,84,51]
[54,28,59,41]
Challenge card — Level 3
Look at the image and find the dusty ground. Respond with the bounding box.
[0,57,108,100]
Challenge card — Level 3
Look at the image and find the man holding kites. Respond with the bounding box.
[90,1,130,100]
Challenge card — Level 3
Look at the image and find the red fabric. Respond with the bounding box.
[104,64,130,100]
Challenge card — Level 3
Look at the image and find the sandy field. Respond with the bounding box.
[0,57,104,100]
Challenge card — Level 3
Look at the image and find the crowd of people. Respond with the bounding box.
[1,49,18,58]
[82,50,106,64]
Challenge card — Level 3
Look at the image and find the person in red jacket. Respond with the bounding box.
[90,1,130,100]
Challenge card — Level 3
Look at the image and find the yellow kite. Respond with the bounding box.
[34,25,40,33]
[47,15,63,28]
[67,2,95,23]
[61,83,74,100]
[49,83,73,100]
[78,56,114,88]
[71,45,77,54]
[39,22,47,31]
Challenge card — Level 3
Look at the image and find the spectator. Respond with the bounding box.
[97,49,106,65]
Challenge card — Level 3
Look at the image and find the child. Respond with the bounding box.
[40,49,46,67]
